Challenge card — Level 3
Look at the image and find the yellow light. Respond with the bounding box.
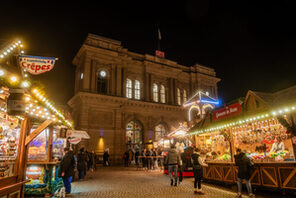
[20,44,23,47]
[33,89,38,93]
[21,81,30,88]
[25,97,30,101]
[10,76,17,82]
[0,70,4,76]
[0,55,4,58]
[3,52,7,55]
[18,41,21,43]
[21,50,24,54]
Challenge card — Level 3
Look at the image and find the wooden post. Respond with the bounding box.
[47,126,53,162]
[16,118,31,182]
[228,127,235,163]
[25,120,52,146]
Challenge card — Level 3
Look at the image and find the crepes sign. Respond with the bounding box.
[19,55,57,75]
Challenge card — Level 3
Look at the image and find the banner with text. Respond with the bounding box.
[212,102,242,122]
[19,55,57,75]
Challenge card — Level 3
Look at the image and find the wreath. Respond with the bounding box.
[277,115,296,137]
[220,129,230,142]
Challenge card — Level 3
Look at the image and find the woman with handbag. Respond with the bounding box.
[191,148,208,195]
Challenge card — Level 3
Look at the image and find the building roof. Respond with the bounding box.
[251,84,296,107]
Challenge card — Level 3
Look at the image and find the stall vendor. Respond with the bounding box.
[270,136,285,153]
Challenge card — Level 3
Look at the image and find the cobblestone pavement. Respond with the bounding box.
[69,166,288,198]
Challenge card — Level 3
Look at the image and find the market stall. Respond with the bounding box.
[0,39,73,197]
[162,122,195,177]
[189,97,296,193]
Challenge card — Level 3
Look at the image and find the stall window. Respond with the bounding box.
[232,118,295,162]
[183,90,187,104]
[0,115,20,178]
[126,121,143,146]
[126,78,132,99]
[155,124,166,141]
[153,84,159,102]
[134,80,140,100]
[160,85,165,103]
[97,70,107,94]
[28,128,49,161]
[52,129,66,160]
[177,88,181,105]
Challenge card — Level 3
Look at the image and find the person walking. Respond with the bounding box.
[103,149,110,166]
[191,148,208,195]
[235,148,255,198]
[141,149,147,170]
[77,148,87,180]
[165,144,181,186]
[146,149,152,171]
[59,147,75,195]
[152,149,158,170]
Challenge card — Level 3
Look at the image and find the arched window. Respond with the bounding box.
[97,70,107,94]
[126,121,143,146]
[134,80,140,100]
[155,124,166,141]
[160,85,165,103]
[153,83,159,102]
[183,90,187,104]
[177,88,181,105]
[126,78,132,98]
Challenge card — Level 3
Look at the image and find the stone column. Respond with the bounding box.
[116,65,122,97]
[82,57,92,91]
[111,64,116,96]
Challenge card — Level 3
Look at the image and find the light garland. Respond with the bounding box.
[31,89,72,128]
[0,40,23,59]
[188,104,296,136]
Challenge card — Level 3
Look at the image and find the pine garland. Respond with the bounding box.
[277,115,296,136]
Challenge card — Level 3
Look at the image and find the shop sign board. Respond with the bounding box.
[68,137,81,145]
[19,55,57,75]
[7,89,26,116]
[212,102,242,122]
[67,130,90,139]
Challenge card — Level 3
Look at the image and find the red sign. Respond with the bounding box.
[155,50,165,58]
[212,103,242,121]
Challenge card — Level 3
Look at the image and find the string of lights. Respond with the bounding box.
[188,105,296,136]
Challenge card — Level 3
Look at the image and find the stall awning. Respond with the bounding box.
[67,130,90,139]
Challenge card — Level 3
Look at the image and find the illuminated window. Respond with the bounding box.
[160,85,165,103]
[153,83,159,102]
[97,70,107,94]
[135,80,140,100]
[126,79,132,98]
[183,90,187,104]
[155,124,166,141]
[177,88,181,105]
[126,121,143,145]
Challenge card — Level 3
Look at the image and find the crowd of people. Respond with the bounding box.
[58,147,109,195]
[123,148,165,170]
[59,145,255,197]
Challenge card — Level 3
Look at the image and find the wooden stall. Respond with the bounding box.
[189,93,296,193]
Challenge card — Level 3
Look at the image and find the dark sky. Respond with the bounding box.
[1,1,296,105]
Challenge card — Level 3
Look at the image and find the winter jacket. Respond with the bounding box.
[165,148,181,165]
[59,151,75,178]
[77,151,87,171]
[235,153,253,180]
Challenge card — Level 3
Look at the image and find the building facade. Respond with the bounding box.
[68,34,220,163]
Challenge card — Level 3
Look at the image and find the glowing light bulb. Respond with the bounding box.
[10,76,17,82]
[0,70,4,76]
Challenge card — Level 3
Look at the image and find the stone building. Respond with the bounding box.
[68,34,220,163]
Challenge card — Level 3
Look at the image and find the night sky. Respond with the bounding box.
[1,1,296,105]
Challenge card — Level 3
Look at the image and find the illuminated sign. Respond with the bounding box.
[19,55,57,75]
[212,103,242,121]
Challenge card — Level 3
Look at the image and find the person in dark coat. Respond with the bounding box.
[123,150,129,167]
[77,148,87,180]
[59,147,75,194]
[135,149,140,166]
[235,148,255,198]
[191,148,208,195]
[103,149,110,166]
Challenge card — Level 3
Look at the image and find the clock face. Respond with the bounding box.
[100,70,106,77]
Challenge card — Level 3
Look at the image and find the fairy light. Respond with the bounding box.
[188,104,296,136]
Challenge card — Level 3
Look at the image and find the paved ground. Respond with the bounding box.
[69,166,291,198]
